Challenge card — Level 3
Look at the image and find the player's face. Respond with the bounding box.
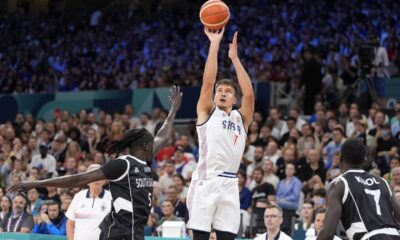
[314,213,326,234]
[214,85,236,110]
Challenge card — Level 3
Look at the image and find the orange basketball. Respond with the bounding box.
[199,0,230,30]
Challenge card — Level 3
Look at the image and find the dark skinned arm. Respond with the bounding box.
[8,169,106,193]
[317,179,344,240]
[153,85,182,156]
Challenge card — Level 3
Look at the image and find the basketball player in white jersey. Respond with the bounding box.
[186,27,254,240]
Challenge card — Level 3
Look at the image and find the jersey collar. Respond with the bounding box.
[346,169,365,173]
[86,189,106,199]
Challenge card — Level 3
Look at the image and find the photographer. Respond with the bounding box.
[372,37,390,105]
[32,201,67,235]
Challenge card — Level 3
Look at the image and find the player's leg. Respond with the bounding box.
[212,177,240,237]
[215,230,236,240]
[192,229,211,240]
[187,179,217,236]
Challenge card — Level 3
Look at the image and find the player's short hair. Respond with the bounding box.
[340,139,366,165]
[215,79,238,97]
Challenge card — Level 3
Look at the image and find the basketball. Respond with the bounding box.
[199,0,230,30]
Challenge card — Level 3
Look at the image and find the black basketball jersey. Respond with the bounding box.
[335,169,399,240]
[99,155,153,240]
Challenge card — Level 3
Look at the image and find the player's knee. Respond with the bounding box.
[215,230,236,240]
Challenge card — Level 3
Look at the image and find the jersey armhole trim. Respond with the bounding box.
[338,176,349,204]
[110,158,130,182]
[196,106,216,126]
[381,177,393,197]
[237,109,248,136]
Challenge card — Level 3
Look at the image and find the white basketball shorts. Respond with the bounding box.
[186,172,240,234]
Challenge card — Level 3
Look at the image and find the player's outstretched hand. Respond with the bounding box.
[229,31,238,61]
[8,181,37,193]
[204,27,224,43]
[169,85,182,112]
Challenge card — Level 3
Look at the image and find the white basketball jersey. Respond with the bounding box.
[192,107,246,180]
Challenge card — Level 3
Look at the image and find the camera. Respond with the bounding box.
[358,35,379,77]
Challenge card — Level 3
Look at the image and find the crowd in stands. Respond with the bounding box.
[0,99,399,237]
[0,0,399,95]
[1,0,400,238]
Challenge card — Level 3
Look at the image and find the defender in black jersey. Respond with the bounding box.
[318,139,400,240]
[9,86,182,240]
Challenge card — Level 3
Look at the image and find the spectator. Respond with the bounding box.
[311,189,327,209]
[264,140,281,166]
[295,202,314,233]
[27,188,43,217]
[42,186,61,203]
[246,145,267,179]
[305,208,342,240]
[164,186,187,222]
[237,170,251,211]
[276,163,302,210]
[156,200,183,227]
[265,107,288,140]
[30,143,56,177]
[275,147,297,180]
[32,201,67,235]
[384,157,400,188]
[262,159,280,190]
[300,48,323,115]
[0,194,34,233]
[297,149,327,184]
[322,128,346,168]
[248,121,261,145]
[0,196,11,222]
[374,124,398,174]
[172,174,188,203]
[254,205,292,240]
[250,167,276,206]
[159,160,176,194]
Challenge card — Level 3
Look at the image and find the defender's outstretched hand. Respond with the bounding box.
[229,31,238,61]
[8,181,37,193]
[204,27,225,43]
[169,85,182,112]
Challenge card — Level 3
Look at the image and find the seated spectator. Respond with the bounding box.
[322,128,346,168]
[27,188,43,217]
[173,174,188,203]
[250,167,276,206]
[297,149,327,184]
[326,152,341,182]
[30,143,57,177]
[248,121,261,145]
[264,140,281,166]
[295,202,314,233]
[311,189,327,209]
[247,145,267,179]
[384,157,400,187]
[275,147,297,180]
[0,194,34,233]
[0,196,11,222]
[158,160,176,194]
[172,146,197,181]
[254,205,292,240]
[389,167,400,189]
[262,159,279,190]
[156,200,183,227]
[164,186,187,222]
[60,190,73,213]
[42,186,61,203]
[305,208,342,240]
[144,213,159,236]
[33,201,67,235]
[374,124,398,174]
[6,159,26,186]
[238,170,251,211]
[276,163,302,210]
